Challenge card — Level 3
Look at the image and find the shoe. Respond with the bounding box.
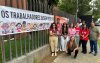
[60,49,62,51]
[52,53,54,56]
[67,53,71,55]
[89,52,92,54]
[57,49,59,52]
[81,51,84,53]
[74,56,77,59]
[94,53,97,56]
[83,52,87,54]
[82,51,87,54]
[55,53,57,56]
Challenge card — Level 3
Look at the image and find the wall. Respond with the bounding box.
[7,45,50,63]
[0,0,27,9]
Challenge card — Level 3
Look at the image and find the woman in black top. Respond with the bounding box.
[61,23,69,52]
[67,36,79,58]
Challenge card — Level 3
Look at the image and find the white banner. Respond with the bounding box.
[0,6,54,35]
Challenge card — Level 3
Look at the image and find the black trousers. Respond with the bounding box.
[67,49,78,58]
[81,40,87,53]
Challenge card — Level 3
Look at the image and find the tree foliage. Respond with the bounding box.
[58,0,91,16]
[78,0,91,16]
[93,0,100,20]
[58,0,77,15]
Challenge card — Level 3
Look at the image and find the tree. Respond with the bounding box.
[58,0,92,16]
[58,0,77,15]
[78,0,91,16]
[93,0,100,21]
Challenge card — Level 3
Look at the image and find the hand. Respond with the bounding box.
[83,36,86,39]
[81,35,84,38]
[73,49,75,53]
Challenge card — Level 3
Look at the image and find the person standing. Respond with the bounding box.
[80,24,90,54]
[61,23,69,52]
[79,21,86,47]
[55,18,62,51]
[75,23,81,46]
[67,36,79,59]
[89,22,100,56]
[68,23,76,37]
[49,23,58,56]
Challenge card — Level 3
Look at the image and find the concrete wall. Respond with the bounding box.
[7,45,50,63]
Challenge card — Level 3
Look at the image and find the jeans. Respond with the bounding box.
[90,40,98,54]
[75,35,80,46]
[58,36,62,50]
[61,36,69,51]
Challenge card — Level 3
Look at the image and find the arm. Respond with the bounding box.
[80,34,84,38]
[83,31,89,39]
[50,31,53,36]
[80,32,84,38]
[50,29,56,36]
[83,34,89,39]
[73,46,78,52]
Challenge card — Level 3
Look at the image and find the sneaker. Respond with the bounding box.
[81,51,84,53]
[82,51,87,54]
[60,49,62,51]
[83,52,87,54]
[57,49,59,52]
[74,56,77,59]
[67,53,71,55]
[89,52,92,54]
[55,53,57,56]
[52,53,54,56]
[94,53,97,56]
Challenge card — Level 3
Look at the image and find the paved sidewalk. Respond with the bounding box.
[52,43,100,63]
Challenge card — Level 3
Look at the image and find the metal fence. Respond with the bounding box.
[0,0,51,63]
[0,30,49,63]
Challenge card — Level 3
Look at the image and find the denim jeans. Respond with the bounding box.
[75,35,80,46]
[58,36,62,50]
[90,40,98,54]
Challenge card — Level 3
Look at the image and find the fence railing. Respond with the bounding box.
[0,30,49,63]
[0,0,51,62]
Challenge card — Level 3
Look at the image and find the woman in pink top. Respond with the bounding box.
[68,23,76,37]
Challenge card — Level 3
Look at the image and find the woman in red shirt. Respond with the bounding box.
[80,24,89,54]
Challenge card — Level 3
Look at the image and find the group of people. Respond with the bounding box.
[49,18,100,59]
